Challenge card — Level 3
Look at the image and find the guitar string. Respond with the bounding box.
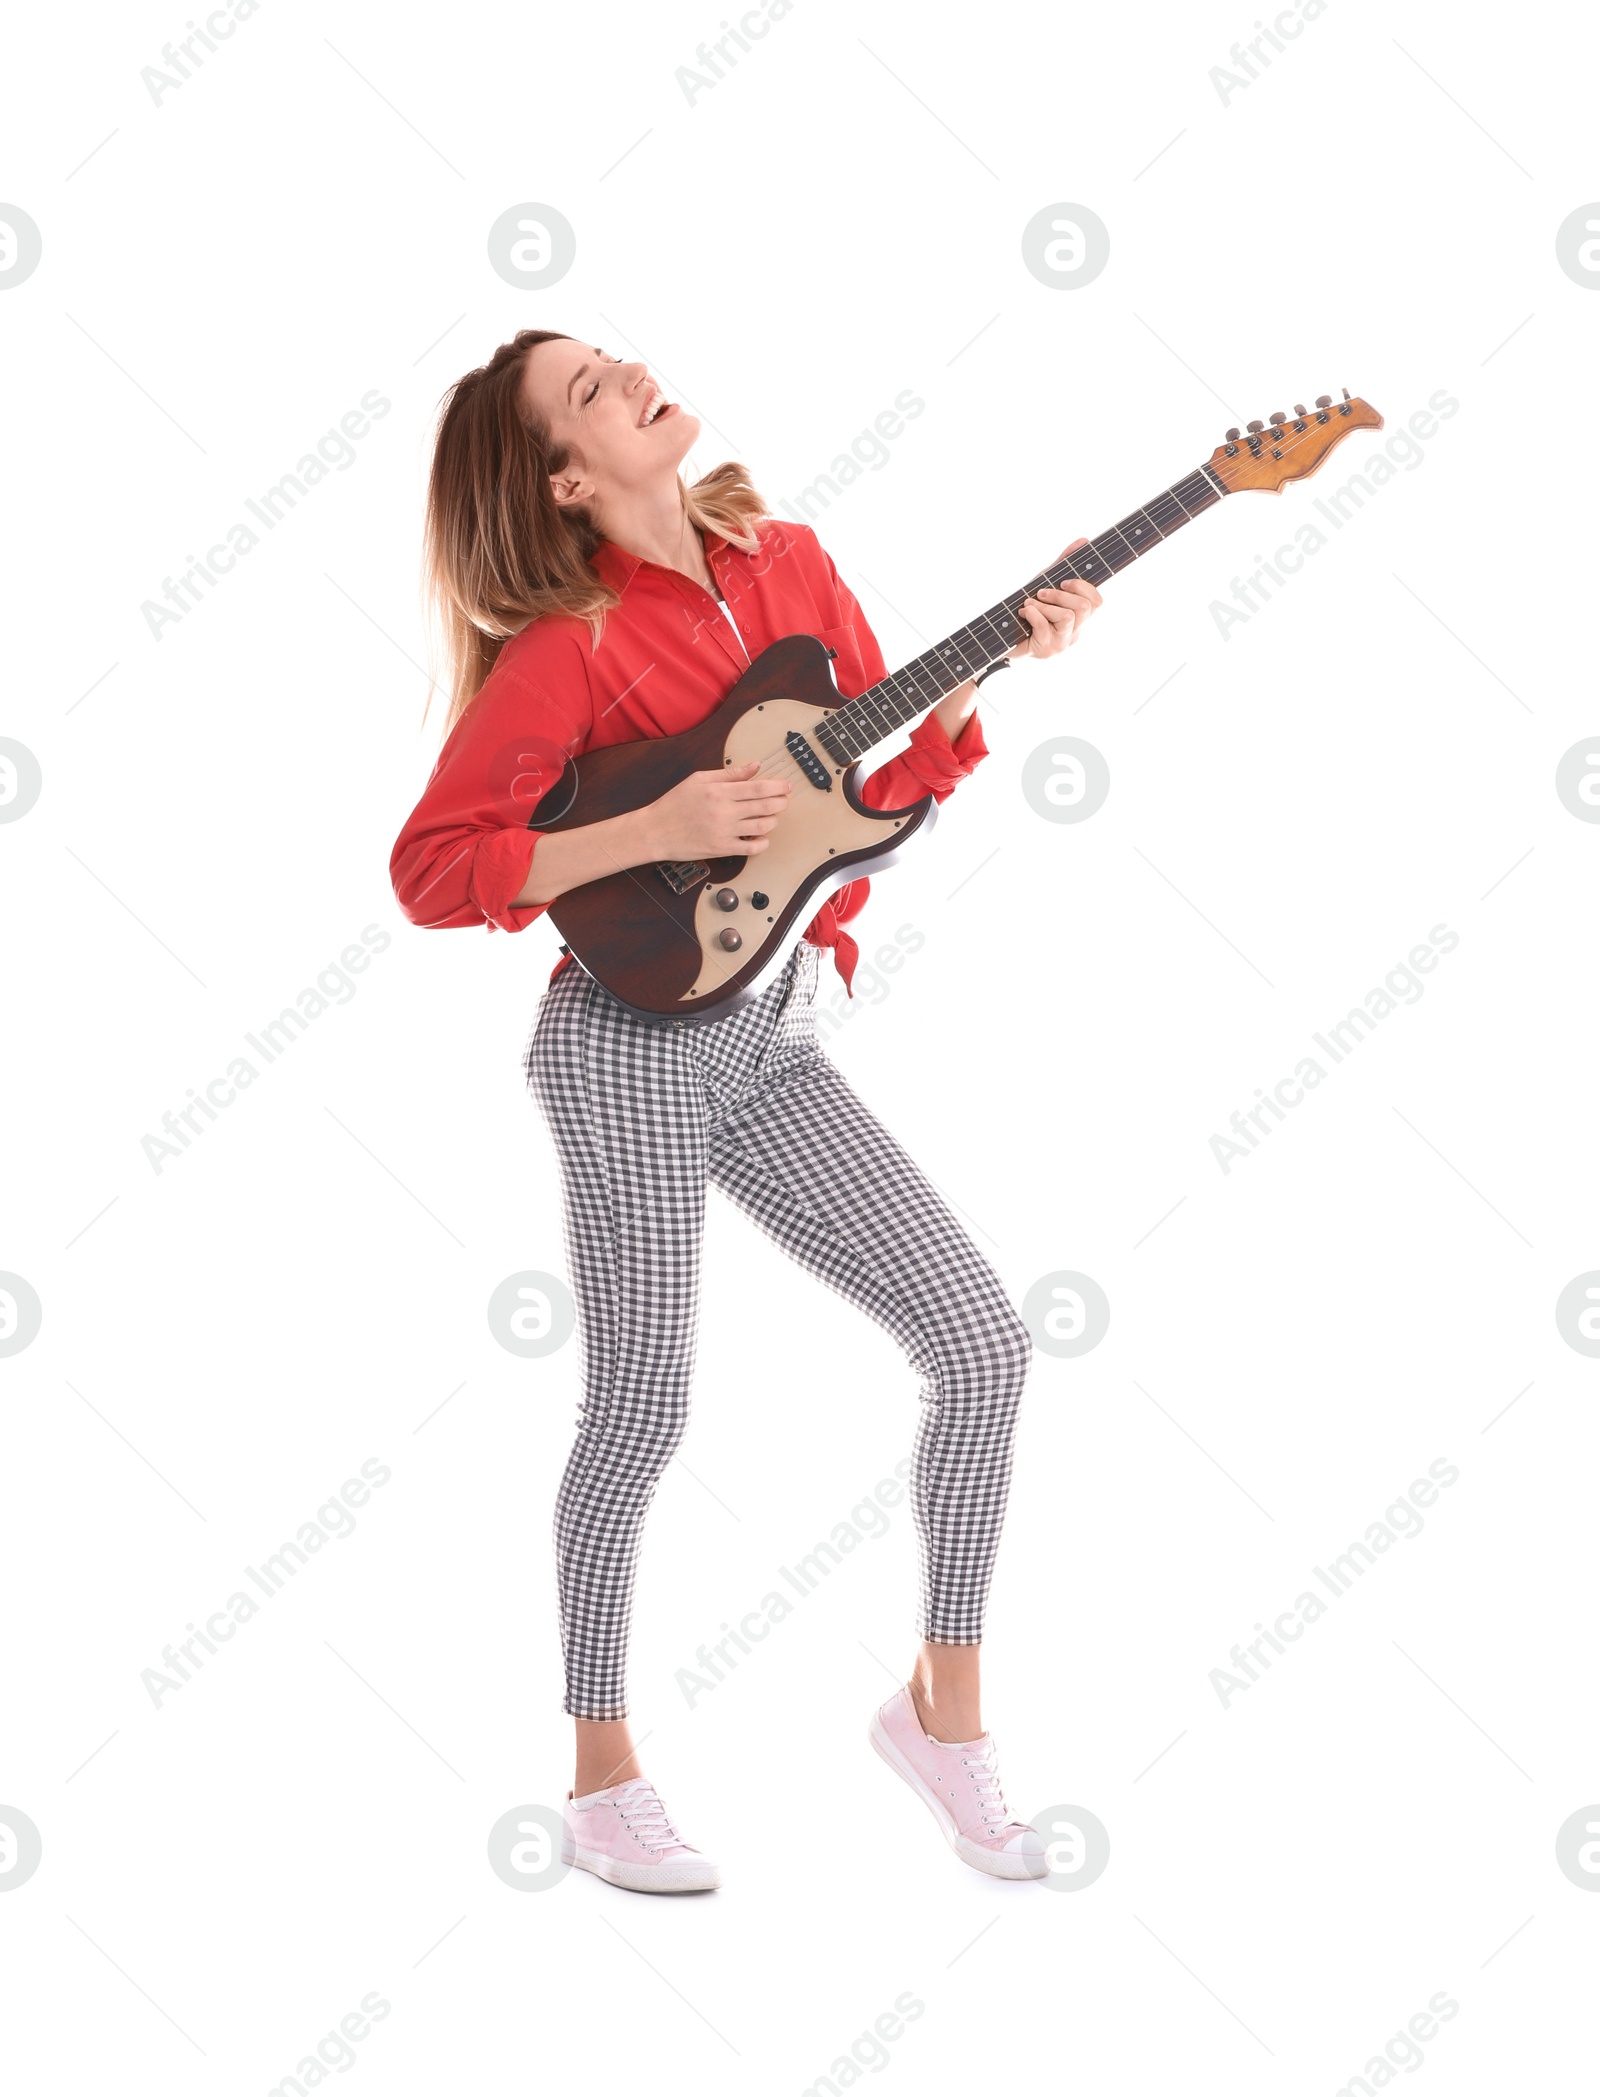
[732,423,1315,792]
[818,405,1368,761]
[716,406,1367,835]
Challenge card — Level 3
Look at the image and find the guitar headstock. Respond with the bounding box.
[1208,392,1384,493]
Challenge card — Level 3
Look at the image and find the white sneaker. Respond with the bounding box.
[870,1687,1047,1881]
[561,1778,721,1894]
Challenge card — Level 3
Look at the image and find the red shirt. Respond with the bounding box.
[388,517,990,995]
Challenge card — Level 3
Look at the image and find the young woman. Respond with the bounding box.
[390,329,1102,1893]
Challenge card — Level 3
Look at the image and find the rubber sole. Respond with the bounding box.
[560,1830,720,1894]
[868,1713,1047,1882]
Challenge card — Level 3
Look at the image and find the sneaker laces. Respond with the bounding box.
[614,1779,683,1854]
[960,1739,1017,1832]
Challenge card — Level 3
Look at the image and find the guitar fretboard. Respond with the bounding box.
[814,463,1227,766]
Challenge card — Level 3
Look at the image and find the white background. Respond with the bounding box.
[3,0,1598,2089]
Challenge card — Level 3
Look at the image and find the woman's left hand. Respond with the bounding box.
[1009,537,1103,659]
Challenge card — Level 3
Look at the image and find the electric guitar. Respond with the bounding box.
[535,391,1384,1021]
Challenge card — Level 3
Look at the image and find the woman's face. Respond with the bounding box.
[520,339,701,518]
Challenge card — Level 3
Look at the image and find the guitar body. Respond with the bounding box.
[533,633,937,1023]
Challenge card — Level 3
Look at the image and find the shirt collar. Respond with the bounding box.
[591,528,732,596]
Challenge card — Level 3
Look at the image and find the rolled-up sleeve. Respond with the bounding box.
[389,625,593,933]
[860,705,989,811]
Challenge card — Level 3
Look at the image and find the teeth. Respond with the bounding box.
[642,390,668,424]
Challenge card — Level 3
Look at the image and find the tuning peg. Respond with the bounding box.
[1341,387,1351,400]
[1246,419,1265,433]
[1225,427,1240,441]
[1315,394,1332,409]
[1294,404,1307,417]
[1269,411,1287,425]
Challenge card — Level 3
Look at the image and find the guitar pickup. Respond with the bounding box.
[657,859,710,894]
[785,730,832,790]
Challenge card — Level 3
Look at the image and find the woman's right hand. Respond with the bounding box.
[638,760,792,862]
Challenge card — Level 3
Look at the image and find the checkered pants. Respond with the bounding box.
[524,938,1032,1721]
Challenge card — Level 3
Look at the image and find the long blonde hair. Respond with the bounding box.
[423,328,768,732]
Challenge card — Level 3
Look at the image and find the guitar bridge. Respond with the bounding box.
[656,859,710,895]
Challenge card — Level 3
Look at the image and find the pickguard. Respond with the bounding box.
[681,700,911,1002]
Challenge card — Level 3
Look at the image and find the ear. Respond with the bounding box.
[548,469,594,511]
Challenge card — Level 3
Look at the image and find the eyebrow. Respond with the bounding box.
[566,347,605,404]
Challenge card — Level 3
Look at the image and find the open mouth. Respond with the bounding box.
[639,386,677,428]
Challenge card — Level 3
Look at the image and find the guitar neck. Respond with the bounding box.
[814,459,1229,766]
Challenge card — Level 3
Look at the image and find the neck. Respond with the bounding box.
[595,480,708,585]
[815,458,1228,766]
